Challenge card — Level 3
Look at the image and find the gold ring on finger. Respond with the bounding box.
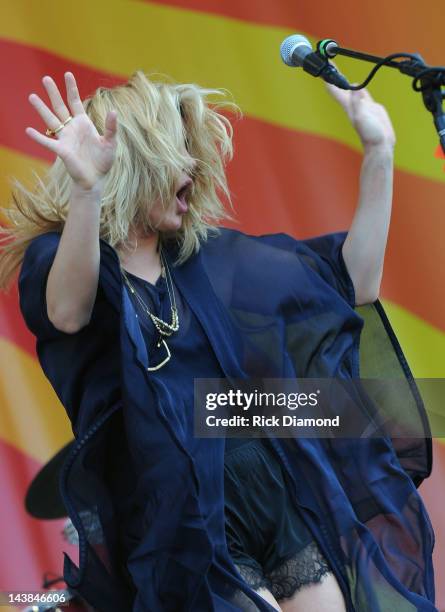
[45,124,63,137]
[45,115,73,138]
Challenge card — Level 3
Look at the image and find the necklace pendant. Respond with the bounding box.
[123,249,179,372]
[146,338,171,371]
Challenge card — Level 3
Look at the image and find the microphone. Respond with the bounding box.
[280,34,350,89]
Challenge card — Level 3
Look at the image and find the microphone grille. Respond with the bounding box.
[280,34,312,67]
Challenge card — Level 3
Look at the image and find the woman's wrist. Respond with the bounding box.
[70,180,105,203]
[363,140,395,158]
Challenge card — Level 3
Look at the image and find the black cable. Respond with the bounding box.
[412,67,445,92]
[344,53,432,90]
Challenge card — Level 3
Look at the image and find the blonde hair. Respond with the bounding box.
[0,70,240,291]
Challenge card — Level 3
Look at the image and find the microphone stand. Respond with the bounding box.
[316,39,445,155]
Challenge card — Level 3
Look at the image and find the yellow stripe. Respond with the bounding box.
[382,300,445,444]
[382,300,445,446]
[1,150,443,374]
[381,299,445,377]
[0,146,49,224]
[0,149,443,456]
[0,147,443,379]
[1,0,443,183]
[0,301,442,459]
[0,338,72,462]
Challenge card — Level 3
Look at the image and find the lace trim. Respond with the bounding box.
[234,541,332,601]
[234,563,271,592]
[268,541,332,601]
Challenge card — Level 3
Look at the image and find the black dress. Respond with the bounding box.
[224,436,332,600]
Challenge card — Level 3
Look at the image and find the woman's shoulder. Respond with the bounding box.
[199,226,355,308]
[201,226,350,268]
[23,230,62,257]
[201,226,299,253]
[19,230,122,342]
[24,230,120,256]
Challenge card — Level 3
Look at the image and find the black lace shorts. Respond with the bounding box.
[224,438,332,602]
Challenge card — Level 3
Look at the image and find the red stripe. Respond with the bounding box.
[1,39,444,339]
[0,278,36,357]
[226,116,445,333]
[0,39,124,162]
[0,39,125,357]
[148,0,445,65]
[0,439,77,590]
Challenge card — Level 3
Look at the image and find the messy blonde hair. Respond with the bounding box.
[0,70,240,291]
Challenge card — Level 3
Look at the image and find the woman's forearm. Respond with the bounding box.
[342,143,394,306]
[46,183,103,333]
[25,73,118,333]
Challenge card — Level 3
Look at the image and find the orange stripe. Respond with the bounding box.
[4,118,444,335]
[0,39,123,161]
[0,270,36,358]
[1,10,443,182]
[0,41,443,333]
[148,0,445,65]
[0,338,73,460]
[226,117,445,333]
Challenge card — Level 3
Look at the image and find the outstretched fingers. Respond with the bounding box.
[103,110,118,144]
[29,92,64,130]
[64,72,86,116]
[42,75,71,122]
[25,126,60,154]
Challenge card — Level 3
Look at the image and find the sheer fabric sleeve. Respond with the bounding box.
[18,231,106,341]
[255,230,356,308]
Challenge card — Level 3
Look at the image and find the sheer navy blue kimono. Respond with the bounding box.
[18,226,435,612]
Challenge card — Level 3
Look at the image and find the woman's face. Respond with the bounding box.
[148,165,195,232]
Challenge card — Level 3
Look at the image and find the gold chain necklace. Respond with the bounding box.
[121,247,179,371]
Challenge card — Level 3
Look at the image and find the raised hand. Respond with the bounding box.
[26,72,118,191]
[324,66,396,151]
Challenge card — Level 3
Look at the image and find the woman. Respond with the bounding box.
[0,71,435,611]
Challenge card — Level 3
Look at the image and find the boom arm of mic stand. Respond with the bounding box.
[317,39,445,155]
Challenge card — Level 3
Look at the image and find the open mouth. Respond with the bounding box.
[175,179,193,212]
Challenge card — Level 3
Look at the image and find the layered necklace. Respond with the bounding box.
[121,245,179,371]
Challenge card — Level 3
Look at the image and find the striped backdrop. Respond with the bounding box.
[1,1,444,608]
